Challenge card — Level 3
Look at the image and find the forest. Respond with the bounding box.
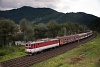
[0,18,93,47]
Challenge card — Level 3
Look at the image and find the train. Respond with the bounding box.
[25,31,93,54]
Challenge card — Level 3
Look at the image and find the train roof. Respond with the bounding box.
[56,34,78,39]
[57,32,91,39]
[77,33,87,36]
[28,38,58,44]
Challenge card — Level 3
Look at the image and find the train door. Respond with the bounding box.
[59,39,64,45]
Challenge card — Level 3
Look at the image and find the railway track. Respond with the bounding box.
[0,34,96,67]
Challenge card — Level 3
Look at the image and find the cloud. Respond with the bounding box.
[55,0,80,13]
[0,0,100,17]
[55,0,100,17]
[0,0,59,10]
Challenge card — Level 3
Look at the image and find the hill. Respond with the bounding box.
[0,6,99,25]
[89,18,100,32]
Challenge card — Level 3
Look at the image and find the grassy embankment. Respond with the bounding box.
[32,34,100,67]
[0,45,26,62]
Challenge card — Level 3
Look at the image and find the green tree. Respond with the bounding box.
[58,26,66,36]
[60,22,88,35]
[34,23,48,39]
[20,18,34,41]
[47,20,60,38]
[26,25,34,41]
[89,18,100,32]
[0,18,17,47]
[20,19,28,33]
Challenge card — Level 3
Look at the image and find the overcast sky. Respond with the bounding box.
[0,0,100,17]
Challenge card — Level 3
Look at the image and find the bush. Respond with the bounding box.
[0,46,24,56]
[0,51,6,56]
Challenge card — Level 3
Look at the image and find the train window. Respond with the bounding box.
[26,44,30,46]
[31,44,33,46]
[26,44,28,46]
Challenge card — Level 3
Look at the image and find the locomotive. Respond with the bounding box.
[25,31,93,54]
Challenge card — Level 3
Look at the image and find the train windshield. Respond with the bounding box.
[26,44,31,46]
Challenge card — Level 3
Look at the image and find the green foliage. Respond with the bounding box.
[58,22,88,36]
[33,21,88,39]
[47,20,60,38]
[20,18,29,32]
[0,17,89,47]
[89,18,100,32]
[19,18,34,41]
[0,18,17,47]
[34,23,48,39]
[0,46,26,62]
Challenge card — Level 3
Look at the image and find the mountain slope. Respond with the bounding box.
[0,6,98,25]
[58,12,98,25]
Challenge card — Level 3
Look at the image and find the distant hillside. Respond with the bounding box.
[89,18,100,32]
[0,6,99,25]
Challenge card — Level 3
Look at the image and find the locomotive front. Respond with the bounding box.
[25,42,34,54]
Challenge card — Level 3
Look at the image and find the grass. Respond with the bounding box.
[0,45,26,62]
[31,34,100,67]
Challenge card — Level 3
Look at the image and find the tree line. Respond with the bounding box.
[89,18,100,32]
[0,18,89,47]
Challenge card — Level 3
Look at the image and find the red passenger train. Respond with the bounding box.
[25,31,93,54]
